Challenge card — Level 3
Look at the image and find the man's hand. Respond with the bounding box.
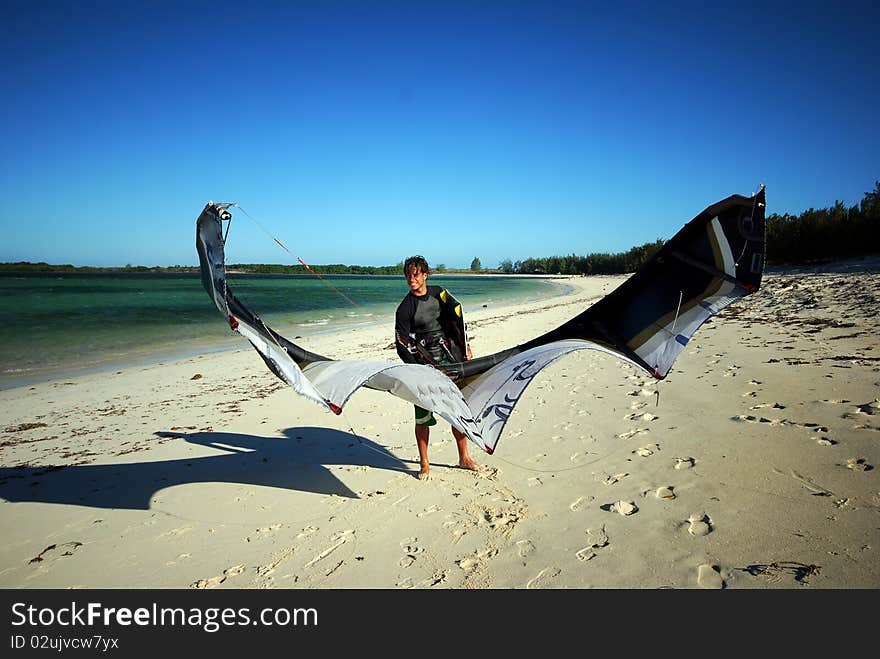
[466,344,473,360]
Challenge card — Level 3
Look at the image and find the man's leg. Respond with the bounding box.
[452,427,479,471]
[416,425,431,479]
[413,405,436,480]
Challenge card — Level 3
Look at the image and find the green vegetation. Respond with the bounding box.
[499,181,880,273]
[4,182,877,274]
[227,262,403,275]
[498,240,665,275]
[765,181,879,264]
[0,262,200,273]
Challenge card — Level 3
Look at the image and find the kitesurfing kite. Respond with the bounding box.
[196,186,766,454]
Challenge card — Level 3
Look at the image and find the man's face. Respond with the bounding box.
[406,267,428,295]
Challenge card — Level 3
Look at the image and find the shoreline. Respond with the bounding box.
[1,264,878,588]
[0,274,574,392]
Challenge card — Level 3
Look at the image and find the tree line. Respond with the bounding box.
[228,262,403,275]
[3,182,877,274]
[494,181,880,274]
[0,262,200,273]
[765,181,879,264]
[497,239,666,275]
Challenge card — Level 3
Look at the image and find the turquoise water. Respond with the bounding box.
[0,272,565,388]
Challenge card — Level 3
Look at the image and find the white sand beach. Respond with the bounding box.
[1,261,878,589]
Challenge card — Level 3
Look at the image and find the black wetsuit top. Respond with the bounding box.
[395,285,450,364]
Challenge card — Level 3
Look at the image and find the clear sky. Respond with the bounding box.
[2,0,877,269]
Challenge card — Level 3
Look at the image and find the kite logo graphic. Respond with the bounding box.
[480,358,539,433]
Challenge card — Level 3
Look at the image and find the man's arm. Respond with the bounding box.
[394,298,420,364]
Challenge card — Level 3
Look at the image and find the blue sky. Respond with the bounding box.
[2,0,877,269]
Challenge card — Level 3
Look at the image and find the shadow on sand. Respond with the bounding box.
[0,427,411,511]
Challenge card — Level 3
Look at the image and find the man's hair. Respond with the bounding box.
[403,255,430,275]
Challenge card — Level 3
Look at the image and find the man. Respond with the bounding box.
[395,255,479,480]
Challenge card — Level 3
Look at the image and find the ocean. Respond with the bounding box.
[0,272,567,389]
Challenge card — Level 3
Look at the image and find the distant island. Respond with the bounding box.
[0,261,500,276]
[0,262,202,274]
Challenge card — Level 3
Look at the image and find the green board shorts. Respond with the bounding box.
[414,405,438,427]
[413,356,453,427]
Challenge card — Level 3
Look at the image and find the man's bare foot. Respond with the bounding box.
[418,468,431,481]
[457,458,480,472]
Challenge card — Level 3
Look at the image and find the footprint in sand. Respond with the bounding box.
[191,575,226,589]
[634,444,660,457]
[849,400,880,416]
[697,563,725,589]
[576,526,610,562]
[528,476,543,487]
[627,412,659,422]
[247,523,283,542]
[733,415,827,434]
[749,402,786,410]
[442,518,468,545]
[687,513,713,536]
[732,414,773,424]
[400,537,420,550]
[457,548,498,574]
[475,465,500,479]
[516,540,536,558]
[617,428,649,440]
[191,564,244,589]
[457,557,481,572]
[400,542,425,561]
[628,388,656,398]
[575,547,597,562]
[844,458,874,472]
[480,505,526,536]
[655,486,676,500]
[417,505,442,517]
[675,457,695,470]
[569,496,592,511]
[602,472,629,485]
[526,567,562,589]
[606,500,638,516]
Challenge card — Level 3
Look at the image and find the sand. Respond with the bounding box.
[1,260,878,589]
